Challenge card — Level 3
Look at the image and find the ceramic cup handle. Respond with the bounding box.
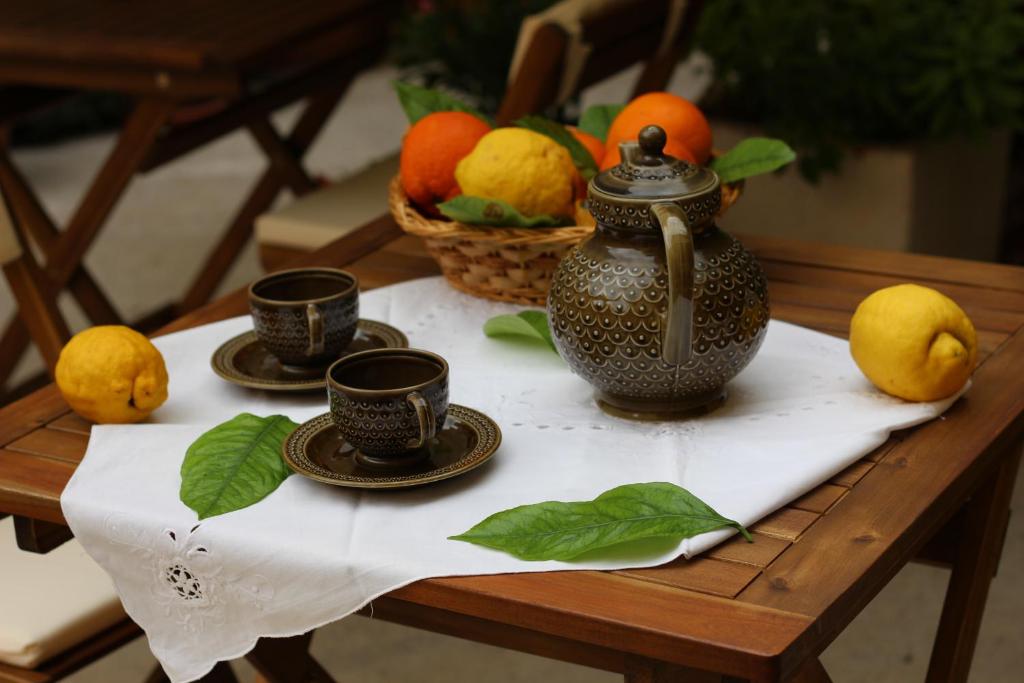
[405,391,437,450]
[305,303,324,357]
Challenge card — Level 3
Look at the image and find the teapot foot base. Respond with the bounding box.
[596,389,727,421]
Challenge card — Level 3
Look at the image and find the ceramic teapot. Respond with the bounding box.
[547,125,770,419]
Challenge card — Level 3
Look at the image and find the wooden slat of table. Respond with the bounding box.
[0,0,379,71]
[1,218,1023,682]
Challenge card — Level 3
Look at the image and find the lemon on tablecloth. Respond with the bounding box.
[56,325,168,424]
[849,284,976,402]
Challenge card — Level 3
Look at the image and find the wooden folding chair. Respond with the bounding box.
[496,0,705,124]
[0,178,70,377]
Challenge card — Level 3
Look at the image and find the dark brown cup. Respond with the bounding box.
[248,268,359,367]
[327,348,449,463]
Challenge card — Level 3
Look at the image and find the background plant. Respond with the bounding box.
[696,0,1024,180]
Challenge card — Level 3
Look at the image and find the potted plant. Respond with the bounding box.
[694,0,1024,259]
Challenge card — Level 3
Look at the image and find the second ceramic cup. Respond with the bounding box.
[327,348,449,464]
[248,267,359,367]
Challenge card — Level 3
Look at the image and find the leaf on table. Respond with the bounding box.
[450,482,751,561]
[392,81,491,126]
[578,104,624,142]
[709,137,796,184]
[483,311,558,353]
[515,115,599,180]
[180,413,298,520]
[438,195,570,228]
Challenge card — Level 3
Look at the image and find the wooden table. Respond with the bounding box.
[1,216,1023,683]
[0,0,398,394]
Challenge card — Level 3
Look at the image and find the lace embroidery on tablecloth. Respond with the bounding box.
[104,514,274,632]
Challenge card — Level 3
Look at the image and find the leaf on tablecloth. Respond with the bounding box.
[483,311,558,352]
[450,482,751,561]
[180,413,297,520]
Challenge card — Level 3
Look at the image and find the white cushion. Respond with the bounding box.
[0,517,125,668]
[255,155,399,251]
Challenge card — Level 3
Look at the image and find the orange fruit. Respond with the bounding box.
[568,126,605,166]
[605,92,712,164]
[399,111,491,212]
[600,136,697,170]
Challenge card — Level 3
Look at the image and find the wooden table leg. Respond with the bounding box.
[925,441,1022,682]
[245,631,334,683]
[0,98,173,387]
[177,86,346,313]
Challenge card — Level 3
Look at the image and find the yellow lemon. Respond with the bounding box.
[455,128,575,218]
[55,326,168,424]
[849,284,976,402]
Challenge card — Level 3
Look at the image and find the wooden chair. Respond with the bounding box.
[252,0,705,267]
[496,0,705,124]
[0,177,70,378]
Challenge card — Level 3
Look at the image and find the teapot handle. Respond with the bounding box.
[650,202,694,365]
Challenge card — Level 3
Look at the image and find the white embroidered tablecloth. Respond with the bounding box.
[61,277,962,681]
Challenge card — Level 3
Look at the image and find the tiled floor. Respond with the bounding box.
[7,63,1023,682]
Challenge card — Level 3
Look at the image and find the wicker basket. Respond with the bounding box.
[389,175,743,306]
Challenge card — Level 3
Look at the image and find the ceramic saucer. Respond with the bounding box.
[211,320,407,392]
[282,406,501,489]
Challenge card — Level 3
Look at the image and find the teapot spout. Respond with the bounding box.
[651,202,694,365]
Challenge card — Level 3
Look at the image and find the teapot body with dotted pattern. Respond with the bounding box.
[546,126,770,419]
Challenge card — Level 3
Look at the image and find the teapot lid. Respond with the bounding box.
[592,125,719,200]
[588,125,722,233]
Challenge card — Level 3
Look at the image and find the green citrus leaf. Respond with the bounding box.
[437,195,570,228]
[483,311,557,352]
[514,115,598,180]
[450,482,751,561]
[709,137,796,184]
[180,413,297,520]
[392,81,491,125]
[578,104,624,142]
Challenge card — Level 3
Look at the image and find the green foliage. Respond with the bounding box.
[483,311,558,352]
[696,0,1024,180]
[578,104,625,142]
[450,482,751,561]
[438,196,570,227]
[394,0,559,114]
[180,414,297,519]
[709,138,796,183]
[392,81,491,125]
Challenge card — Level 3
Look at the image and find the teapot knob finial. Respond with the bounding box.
[639,125,667,158]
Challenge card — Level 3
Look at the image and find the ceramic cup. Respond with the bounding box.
[327,348,449,465]
[248,267,359,367]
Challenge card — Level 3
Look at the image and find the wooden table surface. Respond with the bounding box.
[0,0,392,96]
[2,217,1023,682]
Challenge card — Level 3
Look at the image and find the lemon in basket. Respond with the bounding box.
[849,284,976,402]
[455,128,575,219]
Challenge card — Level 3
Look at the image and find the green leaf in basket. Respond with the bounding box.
[180,413,298,520]
[392,81,491,126]
[578,103,624,142]
[483,311,558,353]
[709,137,796,184]
[437,195,570,228]
[514,115,599,180]
[450,482,751,561]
